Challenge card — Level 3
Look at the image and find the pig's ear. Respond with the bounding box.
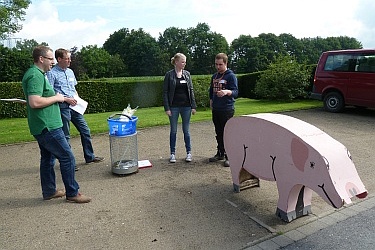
[291,137,309,172]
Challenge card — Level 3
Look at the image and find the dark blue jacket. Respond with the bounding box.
[209,69,238,111]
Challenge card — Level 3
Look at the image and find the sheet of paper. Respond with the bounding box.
[0,98,27,104]
[69,95,88,115]
[138,160,152,169]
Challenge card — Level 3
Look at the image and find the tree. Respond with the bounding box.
[158,27,190,73]
[69,46,87,80]
[15,39,48,53]
[300,36,363,64]
[256,33,287,68]
[336,36,362,49]
[0,0,30,39]
[77,45,125,79]
[187,23,229,74]
[158,24,229,75]
[104,28,162,76]
[103,28,130,56]
[107,54,127,78]
[0,45,31,81]
[230,35,265,73]
[278,33,305,63]
[127,29,163,76]
[158,27,189,57]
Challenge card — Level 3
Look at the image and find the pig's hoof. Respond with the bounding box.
[276,206,311,222]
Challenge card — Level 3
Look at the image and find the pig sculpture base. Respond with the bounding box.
[233,168,260,192]
[224,113,368,223]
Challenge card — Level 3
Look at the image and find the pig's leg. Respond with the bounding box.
[229,156,242,192]
[276,184,312,222]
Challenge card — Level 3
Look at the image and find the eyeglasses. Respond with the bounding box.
[42,56,54,61]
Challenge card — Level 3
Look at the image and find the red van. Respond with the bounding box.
[311,49,375,112]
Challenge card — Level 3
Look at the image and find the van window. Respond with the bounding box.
[324,54,354,72]
[356,54,375,73]
[311,49,375,113]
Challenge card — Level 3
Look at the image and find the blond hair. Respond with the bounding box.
[171,53,186,65]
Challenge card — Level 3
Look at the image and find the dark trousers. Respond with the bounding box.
[212,109,234,155]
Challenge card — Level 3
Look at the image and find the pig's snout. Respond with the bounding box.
[346,182,367,199]
[356,192,368,199]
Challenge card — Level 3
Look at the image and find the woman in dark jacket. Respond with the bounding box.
[163,53,197,163]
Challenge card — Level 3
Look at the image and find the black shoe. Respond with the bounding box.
[209,153,224,162]
[86,156,105,164]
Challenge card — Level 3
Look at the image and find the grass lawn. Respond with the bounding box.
[0,98,322,145]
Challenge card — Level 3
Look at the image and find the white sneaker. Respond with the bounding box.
[169,154,176,163]
[185,153,192,162]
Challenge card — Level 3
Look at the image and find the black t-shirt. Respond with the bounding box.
[172,76,190,107]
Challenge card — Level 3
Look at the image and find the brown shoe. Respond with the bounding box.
[66,193,92,203]
[43,189,66,200]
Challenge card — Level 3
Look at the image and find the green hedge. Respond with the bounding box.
[0,76,211,118]
[0,67,316,119]
[0,82,27,118]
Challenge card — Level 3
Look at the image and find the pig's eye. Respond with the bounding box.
[310,162,315,169]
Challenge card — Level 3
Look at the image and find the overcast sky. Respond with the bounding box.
[8,0,375,50]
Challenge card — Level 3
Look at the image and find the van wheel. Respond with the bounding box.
[323,92,344,112]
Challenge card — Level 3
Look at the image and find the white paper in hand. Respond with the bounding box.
[70,95,88,115]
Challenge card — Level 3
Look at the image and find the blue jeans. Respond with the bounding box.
[59,103,95,162]
[169,106,192,154]
[34,128,79,198]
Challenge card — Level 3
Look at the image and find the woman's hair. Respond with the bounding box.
[32,45,53,62]
[215,53,228,64]
[171,53,186,65]
[55,48,69,60]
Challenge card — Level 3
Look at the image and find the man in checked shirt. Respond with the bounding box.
[46,48,104,170]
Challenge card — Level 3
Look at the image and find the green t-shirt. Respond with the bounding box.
[22,65,63,135]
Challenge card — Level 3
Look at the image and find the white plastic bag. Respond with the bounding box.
[119,104,138,121]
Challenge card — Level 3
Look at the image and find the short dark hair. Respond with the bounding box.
[32,45,52,62]
[55,48,69,60]
[215,53,228,64]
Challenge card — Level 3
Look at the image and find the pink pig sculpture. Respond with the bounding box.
[224,113,368,222]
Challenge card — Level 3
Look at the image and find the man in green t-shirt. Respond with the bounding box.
[22,45,91,203]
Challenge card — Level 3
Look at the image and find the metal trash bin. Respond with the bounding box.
[108,114,138,175]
